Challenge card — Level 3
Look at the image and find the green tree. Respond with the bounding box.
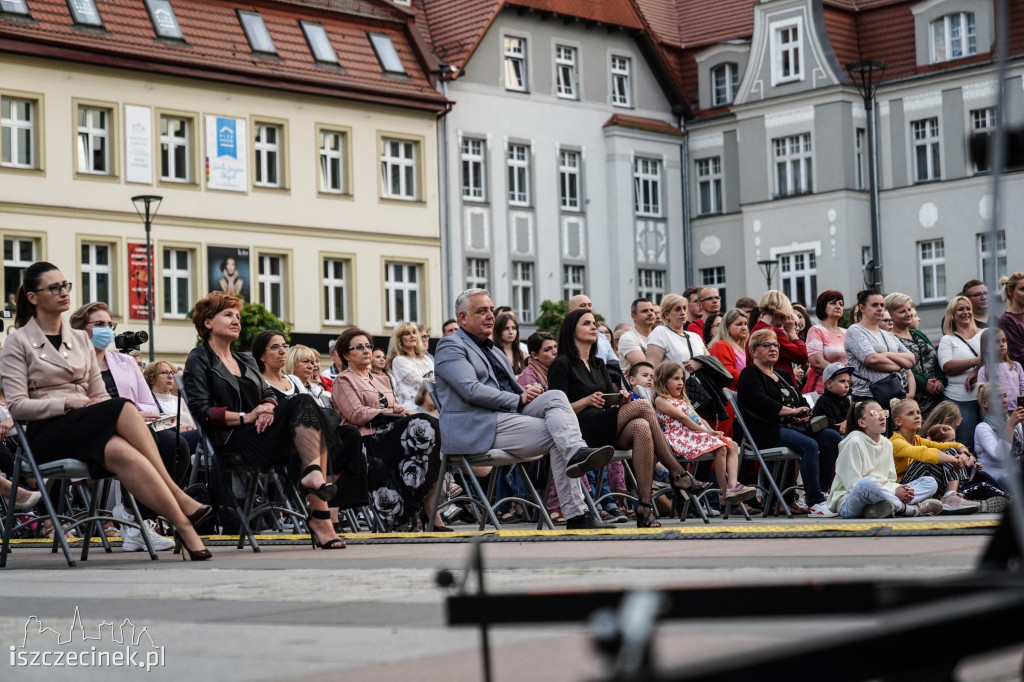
[534,299,604,335]
[190,301,291,352]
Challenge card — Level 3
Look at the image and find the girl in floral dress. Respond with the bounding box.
[652,363,755,506]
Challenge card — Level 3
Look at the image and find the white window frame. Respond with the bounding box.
[855,127,866,190]
[322,257,348,325]
[319,129,345,194]
[385,261,421,326]
[770,17,803,86]
[159,114,190,183]
[4,236,37,302]
[465,257,489,291]
[911,117,941,182]
[238,10,276,55]
[918,239,946,303]
[930,12,976,63]
[503,36,528,92]
[0,0,29,15]
[562,264,585,301]
[977,231,1006,286]
[461,137,486,201]
[68,0,103,26]
[555,45,578,99]
[81,242,113,306]
[559,149,581,211]
[633,157,662,217]
[696,156,722,215]
[711,62,739,106]
[162,247,192,319]
[369,34,405,74]
[1,96,35,169]
[773,133,813,197]
[778,250,817,306]
[254,123,282,188]
[301,21,337,64]
[257,253,285,319]
[610,55,632,107]
[76,105,110,175]
[700,266,727,309]
[507,143,530,206]
[971,107,996,173]
[144,0,183,40]
[637,268,666,304]
[381,138,417,200]
[511,261,535,324]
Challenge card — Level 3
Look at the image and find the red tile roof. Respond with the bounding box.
[673,0,757,49]
[604,112,684,136]
[0,0,447,111]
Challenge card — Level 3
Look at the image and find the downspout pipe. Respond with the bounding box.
[437,71,455,320]
[677,114,693,287]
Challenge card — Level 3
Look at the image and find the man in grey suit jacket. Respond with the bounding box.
[435,288,614,529]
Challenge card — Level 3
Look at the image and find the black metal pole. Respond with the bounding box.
[145,216,155,363]
[866,94,882,291]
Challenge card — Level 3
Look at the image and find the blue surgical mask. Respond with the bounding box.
[91,326,115,350]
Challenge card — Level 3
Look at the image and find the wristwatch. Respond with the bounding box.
[239,411,247,424]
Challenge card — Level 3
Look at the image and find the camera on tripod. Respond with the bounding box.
[115,330,149,353]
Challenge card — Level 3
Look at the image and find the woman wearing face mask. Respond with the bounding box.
[69,302,190,550]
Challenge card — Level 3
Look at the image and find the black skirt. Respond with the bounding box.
[218,393,327,470]
[26,398,130,478]
[362,414,441,530]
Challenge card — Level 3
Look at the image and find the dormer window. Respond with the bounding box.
[239,11,276,55]
[301,21,337,64]
[770,18,803,85]
[144,0,183,40]
[67,0,103,26]
[711,63,739,106]
[369,34,405,74]
[931,12,975,63]
[0,0,29,15]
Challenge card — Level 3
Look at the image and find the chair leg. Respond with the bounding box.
[93,481,113,554]
[1,461,24,568]
[233,472,261,552]
[518,463,553,529]
[80,481,97,561]
[125,491,158,561]
[428,454,449,531]
[465,460,501,530]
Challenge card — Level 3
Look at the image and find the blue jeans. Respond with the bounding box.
[839,476,938,518]
[775,427,842,506]
[587,469,616,512]
[951,398,980,452]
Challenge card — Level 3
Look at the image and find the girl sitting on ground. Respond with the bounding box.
[975,382,1024,494]
[652,363,754,507]
[827,400,941,518]
[889,398,985,514]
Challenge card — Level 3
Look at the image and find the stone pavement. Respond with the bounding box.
[0,514,1017,681]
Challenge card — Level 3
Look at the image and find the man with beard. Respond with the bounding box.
[434,288,615,529]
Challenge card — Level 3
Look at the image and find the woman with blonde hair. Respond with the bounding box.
[886,292,943,419]
[746,290,807,388]
[999,271,1024,365]
[707,308,749,436]
[937,295,982,449]
[386,322,434,411]
[645,293,707,372]
[286,345,331,409]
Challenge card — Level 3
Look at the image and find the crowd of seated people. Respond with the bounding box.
[2,261,1024,563]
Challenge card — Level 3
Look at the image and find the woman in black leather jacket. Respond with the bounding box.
[182,292,346,549]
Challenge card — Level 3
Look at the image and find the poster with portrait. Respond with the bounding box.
[207,246,250,302]
[204,116,247,192]
[127,242,152,320]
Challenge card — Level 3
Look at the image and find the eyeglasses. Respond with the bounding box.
[34,282,73,296]
[867,409,890,418]
[757,342,781,349]
[268,343,290,352]
[347,344,373,352]
[967,291,990,299]
[87,321,118,331]
[700,296,721,302]
[158,370,175,377]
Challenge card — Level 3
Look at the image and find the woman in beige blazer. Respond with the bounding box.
[0,262,211,561]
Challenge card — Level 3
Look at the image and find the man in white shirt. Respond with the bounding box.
[617,298,657,376]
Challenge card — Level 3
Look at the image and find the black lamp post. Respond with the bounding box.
[131,195,162,363]
[757,259,778,292]
[846,59,887,291]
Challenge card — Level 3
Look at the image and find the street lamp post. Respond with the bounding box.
[757,259,778,292]
[131,195,162,363]
[846,59,887,292]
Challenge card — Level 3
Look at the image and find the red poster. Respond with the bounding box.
[128,242,152,320]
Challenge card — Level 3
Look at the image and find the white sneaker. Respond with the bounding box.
[114,505,174,552]
[940,494,980,515]
[807,502,838,518]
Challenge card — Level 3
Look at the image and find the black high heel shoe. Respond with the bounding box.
[300,465,337,502]
[672,471,711,497]
[308,509,346,549]
[635,501,662,529]
[176,534,212,561]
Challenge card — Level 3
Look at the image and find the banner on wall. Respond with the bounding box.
[128,242,152,320]
[207,246,250,302]
[205,116,247,192]
[124,105,152,184]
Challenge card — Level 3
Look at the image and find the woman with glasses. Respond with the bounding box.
[0,262,211,560]
[143,361,199,445]
[183,292,345,550]
[331,327,441,530]
[737,328,841,517]
[386,322,434,411]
